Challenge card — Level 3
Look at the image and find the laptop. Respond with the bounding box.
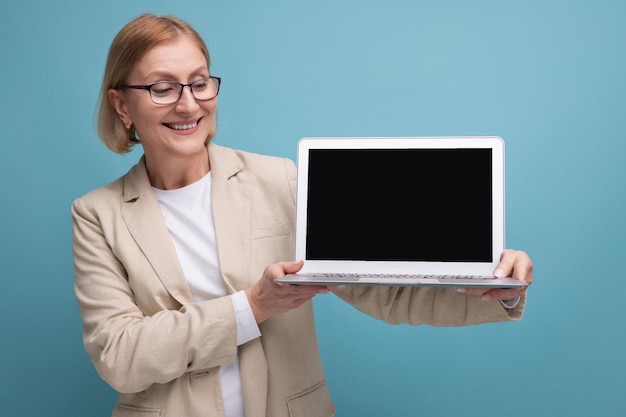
[276,136,527,288]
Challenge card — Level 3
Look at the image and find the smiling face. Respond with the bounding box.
[107,35,217,175]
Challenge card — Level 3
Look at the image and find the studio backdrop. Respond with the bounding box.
[1,1,624,416]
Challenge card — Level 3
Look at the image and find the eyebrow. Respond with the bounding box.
[142,68,210,83]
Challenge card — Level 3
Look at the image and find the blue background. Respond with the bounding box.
[1,1,624,416]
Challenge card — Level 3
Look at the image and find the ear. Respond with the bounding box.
[107,88,132,127]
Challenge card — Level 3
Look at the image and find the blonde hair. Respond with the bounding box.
[97,14,211,153]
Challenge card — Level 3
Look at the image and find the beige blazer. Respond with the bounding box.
[72,142,525,417]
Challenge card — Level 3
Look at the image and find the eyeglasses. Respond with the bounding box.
[118,76,221,105]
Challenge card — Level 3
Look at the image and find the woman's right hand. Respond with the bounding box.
[245,260,332,324]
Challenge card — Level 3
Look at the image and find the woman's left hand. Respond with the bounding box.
[458,249,533,302]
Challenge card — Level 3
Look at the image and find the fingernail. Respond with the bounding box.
[317,289,329,294]
[481,294,492,301]
[493,268,505,278]
[456,288,467,293]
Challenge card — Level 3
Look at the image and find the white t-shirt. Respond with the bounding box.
[153,172,261,417]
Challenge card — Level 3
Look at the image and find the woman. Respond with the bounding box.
[72,13,533,417]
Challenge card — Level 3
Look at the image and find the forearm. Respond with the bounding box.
[73,200,241,393]
[77,283,239,393]
[334,285,525,327]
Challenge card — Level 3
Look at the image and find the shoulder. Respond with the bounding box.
[209,142,296,192]
[208,142,297,214]
[71,159,145,214]
[209,142,295,176]
[72,177,123,212]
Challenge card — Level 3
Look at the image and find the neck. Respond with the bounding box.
[146,148,210,190]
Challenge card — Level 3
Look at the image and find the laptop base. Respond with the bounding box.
[277,273,528,289]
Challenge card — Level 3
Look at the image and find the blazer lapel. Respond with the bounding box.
[121,157,194,306]
[120,146,253,302]
[122,146,269,414]
[208,143,252,294]
[208,143,269,417]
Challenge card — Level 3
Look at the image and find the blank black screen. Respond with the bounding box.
[305,148,493,262]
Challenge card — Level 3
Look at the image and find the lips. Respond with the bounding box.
[164,118,200,130]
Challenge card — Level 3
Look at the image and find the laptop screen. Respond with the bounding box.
[305,148,493,262]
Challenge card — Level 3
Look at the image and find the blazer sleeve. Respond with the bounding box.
[71,195,239,394]
[334,284,525,327]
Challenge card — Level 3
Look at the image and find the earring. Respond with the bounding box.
[120,115,131,130]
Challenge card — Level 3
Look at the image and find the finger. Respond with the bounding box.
[456,287,489,297]
[478,286,527,301]
[494,250,533,284]
[264,260,304,283]
[278,260,304,275]
[493,249,516,278]
[287,283,330,296]
[457,284,525,300]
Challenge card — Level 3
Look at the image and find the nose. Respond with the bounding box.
[175,85,200,112]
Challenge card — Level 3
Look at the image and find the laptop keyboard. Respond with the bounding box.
[309,273,493,281]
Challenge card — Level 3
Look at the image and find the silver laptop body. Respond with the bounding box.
[277,136,527,288]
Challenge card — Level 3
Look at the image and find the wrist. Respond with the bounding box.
[245,288,269,324]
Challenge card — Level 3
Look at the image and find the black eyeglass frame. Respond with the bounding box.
[117,76,221,104]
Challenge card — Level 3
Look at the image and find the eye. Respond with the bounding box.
[192,79,209,91]
[150,82,178,97]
